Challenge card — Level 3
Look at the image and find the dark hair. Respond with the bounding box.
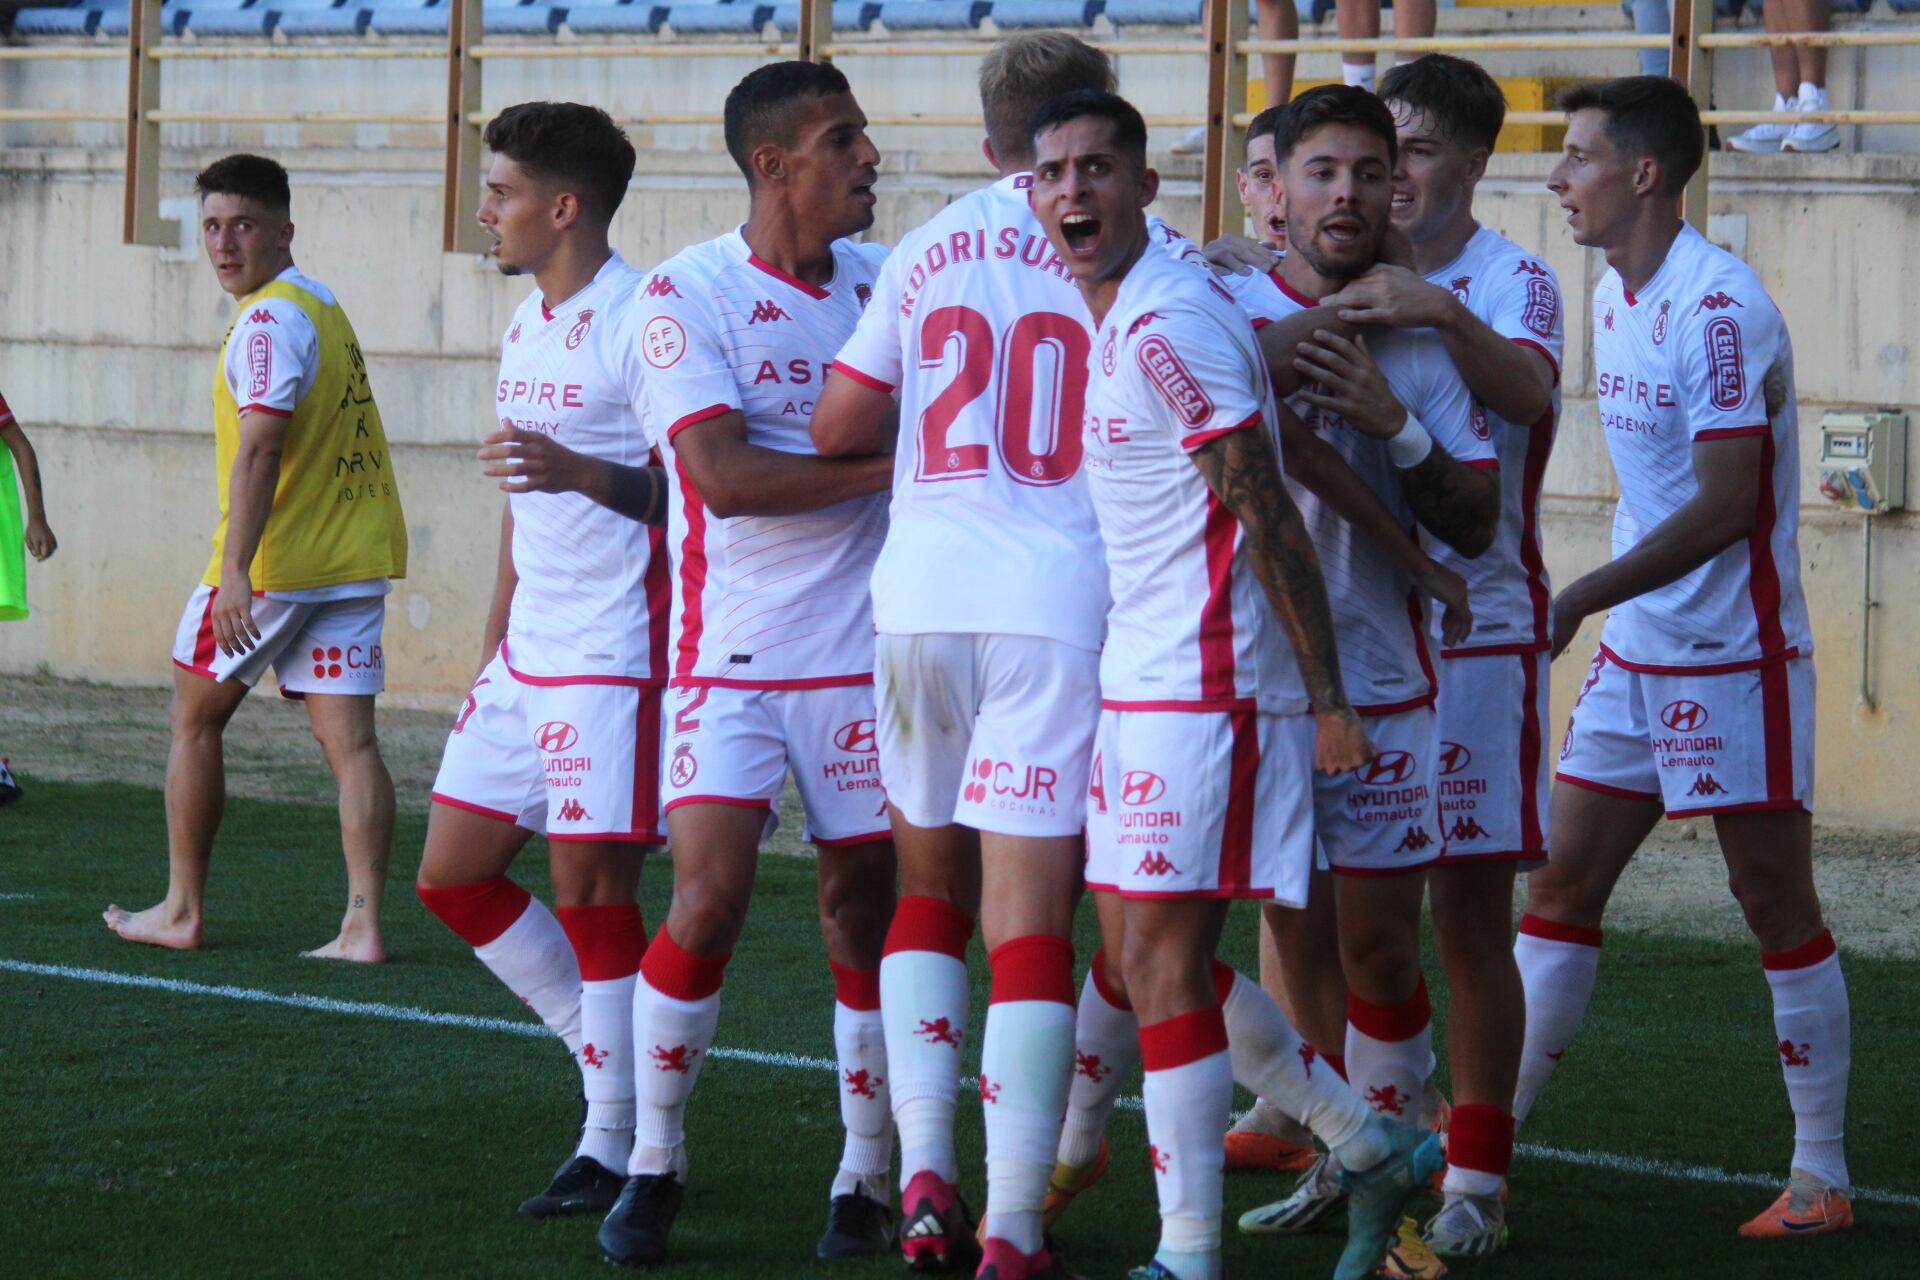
[723,60,853,182]
[1560,76,1703,197]
[1244,106,1285,162]
[194,154,290,215]
[979,32,1115,168]
[483,102,636,223]
[1379,54,1506,153]
[1026,89,1148,173]
[1271,84,1398,168]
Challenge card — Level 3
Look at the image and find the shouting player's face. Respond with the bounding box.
[1280,122,1391,282]
[778,92,881,240]
[477,155,567,277]
[1388,101,1483,247]
[1031,116,1159,296]
[1548,108,1638,250]
[1237,132,1286,249]
[200,194,294,299]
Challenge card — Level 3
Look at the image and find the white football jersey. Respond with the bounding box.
[1083,243,1306,714]
[638,229,890,688]
[497,251,670,682]
[1590,221,1810,670]
[1227,266,1495,713]
[1421,226,1562,655]
[832,172,1202,653]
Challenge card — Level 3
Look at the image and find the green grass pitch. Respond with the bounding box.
[0,777,1911,1278]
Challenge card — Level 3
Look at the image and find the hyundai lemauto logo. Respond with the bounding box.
[1120,771,1166,806]
[536,721,580,753]
[1660,700,1709,733]
[1360,751,1416,786]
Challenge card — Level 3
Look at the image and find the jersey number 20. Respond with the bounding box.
[915,306,1088,486]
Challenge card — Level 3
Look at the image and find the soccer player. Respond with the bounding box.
[103,155,407,961]
[1226,84,1499,1240]
[418,102,667,1223]
[1031,86,1442,1280]
[1293,53,1563,1254]
[1236,105,1287,252]
[1525,74,1852,1238]
[597,62,898,1268]
[0,389,56,806]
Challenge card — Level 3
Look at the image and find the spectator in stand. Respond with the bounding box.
[1633,0,1839,153]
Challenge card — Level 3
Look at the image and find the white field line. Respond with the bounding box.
[0,893,37,901]
[4,957,1915,1212]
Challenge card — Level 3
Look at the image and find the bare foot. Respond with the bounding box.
[301,931,388,964]
[102,902,203,950]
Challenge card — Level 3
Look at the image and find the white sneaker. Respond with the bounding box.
[1727,93,1794,153]
[1171,123,1207,155]
[1783,89,1840,152]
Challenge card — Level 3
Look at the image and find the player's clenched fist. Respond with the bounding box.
[1312,706,1377,775]
[479,419,589,495]
[1293,331,1409,441]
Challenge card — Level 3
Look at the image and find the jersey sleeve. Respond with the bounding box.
[600,287,652,414]
[1126,307,1267,452]
[829,243,906,394]
[1480,256,1565,384]
[635,274,741,442]
[1401,335,1497,469]
[1673,281,1784,441]
[223,298,318,417]
[1147,215,1211,271]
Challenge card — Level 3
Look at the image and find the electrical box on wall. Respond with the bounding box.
[1818,410,1907,514]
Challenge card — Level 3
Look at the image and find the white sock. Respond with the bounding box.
[1343,61,1376,91]
[1141,1007,1232,1264]
[880,896,973,1186]
[1345,978,1433,1124]
[472,898,583,1053]
[833,993,895,1201]
[981,935,1077,1255]
[629,934,727,1177]
[1057,955,1140,1169]
[1764,931,1851,1189]
[1217,965,1373,1157]
[577,974,637,1170]
[1513,914,1603,1126]
[1799,81,1827,109]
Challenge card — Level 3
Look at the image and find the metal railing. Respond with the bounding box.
[2,0,1918,248]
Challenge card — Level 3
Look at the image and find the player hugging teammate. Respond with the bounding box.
[396,42,1848,1280]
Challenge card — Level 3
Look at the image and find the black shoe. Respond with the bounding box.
[816,1186,896,1259]
[0,759,21,807]
[598,1172,686,1266]
[517,1154,626,1218]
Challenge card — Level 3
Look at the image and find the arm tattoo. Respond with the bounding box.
[1398,441,1498,558]
[1191,426,1353,713]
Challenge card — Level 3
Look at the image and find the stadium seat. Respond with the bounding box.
[564,0,669,32]
[1891,0,1917,12]
[1104,0,1199,22]
[767,0,878,31]
[274,0,373,36]
[660,1,773,31]
[180,0,281,35]
[485,0,564,33]
[990,0,1100,26]
[874,0,988,27]
[365,0,446,32]
[98,1,191,35]
[10,5,103,35]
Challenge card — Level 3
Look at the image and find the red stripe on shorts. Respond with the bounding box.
[1759,659,1793,803]
[1519,651,1545,853]
[1218,709,1259,894]
[192,589,219,670]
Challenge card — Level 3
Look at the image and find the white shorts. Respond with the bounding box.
[1085,707,1316,905]
[1433,650,1551,866]
[874,632,1099,839]
[1314,705,1443,875]
[1556,646,1814,818]
[431,650,665,843]
[171,583,385,698]
[661,681,891,847]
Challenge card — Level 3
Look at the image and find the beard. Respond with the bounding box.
[1289,216,1385,282]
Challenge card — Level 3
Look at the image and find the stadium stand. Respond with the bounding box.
[562,0,668,33]
[768,0,878,32]
[659,2,774,33]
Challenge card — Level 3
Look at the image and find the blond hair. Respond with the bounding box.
[978,32,1116,167]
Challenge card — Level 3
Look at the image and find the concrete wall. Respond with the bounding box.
[2,142,1917,824]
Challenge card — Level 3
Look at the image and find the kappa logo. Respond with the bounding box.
[1148,1144,1168,1175]
[581,1043,608,1069]
[1514,260,1551,278]
[1522,276,1558,338]
[1120,770,1166,807]
[1448,815,1492,842]
[748,300,790,325]
[1136,334,1214,427]
[833,719,878,754]
[979,1077,1001,1104]
[1134,850,1178,877]
[535,720,580,753]
[507,321,522,344]
[1126,311,1163,338]
[1686,773,1727,797]
[1360,750,1416,787]
[1704,316,1745,411]
[644,274,683,299]
[247,309,279,325]
[246,331,273,399]
[1075,1051,1111,1083]
[566,310,594,351]
[1778,1039,1812,1067]
[1438,741,1473,776]
[650,1043,696,1073]
[1652,298,1671,346]
[1449,275,1472,304]
[1603,306,1615,331]
[643,315,687,369]
[1298,1043,1318,1077]
[844,1068,883,1098]
[453,677,491,733]
[855,282,872,309]
[557,798,591,823]
[1693,291,1745,314]
[669,742,698,788]
[1660,699,1710,732]
[1365,1084,1408,1116]
[915,1017,960,1047]
[1394,827,1434,853]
